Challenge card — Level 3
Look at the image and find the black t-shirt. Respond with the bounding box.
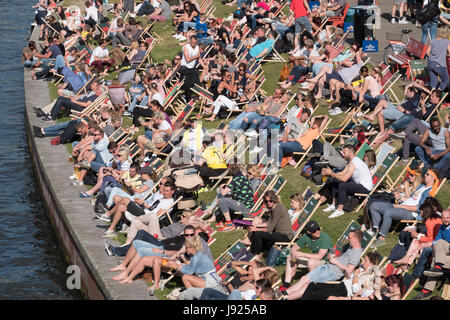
[162,235,185,251]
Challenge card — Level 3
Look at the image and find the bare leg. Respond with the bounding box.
[364,100,387,122]
[120,255,155,284]
[182,274,206,288]
[114,251,142,281]
[285,274,310,300]
[110,244,136,272]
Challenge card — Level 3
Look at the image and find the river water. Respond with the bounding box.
[0,0,82,299]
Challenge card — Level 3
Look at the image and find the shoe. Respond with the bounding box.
[103,229,116,238]
[401,158,411,165]
[197,187,209,194]
[71,180,84,186]
[96,213,111,222]
[423,266,444,277]
[399,17,408,24]
[412,290,432,300]
[215,221,225,228]
[306,152,321,159]
[322,204,336,213]
[104,241,113,256]
[328,209,345,219]
[69,173,79,180]
[33,106,44,117]
[245,130,258,138]
[329,107,342,116]
[124,211,135,223]
[41,114,55,122]
[390,132,406,140]
[315,161,331,168]
[391,18,397,24]
[178,36,187,41]
[167,288,181,300]
[218,222,235,232]
[370,237,387,248]
[119,223,129,234]
[250,146,263,154]
[32,126,44,138]
[288,159,297,166]
[123,110,132,117]
[172,34,180,38]
[97,202,106,214]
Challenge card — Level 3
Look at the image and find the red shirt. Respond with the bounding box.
[290,0,308,19]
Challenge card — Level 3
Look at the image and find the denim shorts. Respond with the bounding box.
[133,240,164,258]
[382,103,405,120]
[307,264,337,283]
[201,272,222,288]
[295,16,312,34]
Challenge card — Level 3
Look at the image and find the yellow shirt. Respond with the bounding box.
[122,172,143,188]
[202,145,227,169]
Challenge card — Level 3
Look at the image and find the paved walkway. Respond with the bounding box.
[349,0,423,65]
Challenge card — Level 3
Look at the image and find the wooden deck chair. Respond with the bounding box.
[409,59,428,81]
[96,19,111,38]
[273,188,321,248]
[259,35,285,63]
[313,17,330,37]
[293,118,332,168]
[355,141,371,159]
[108,85,127,108]
[401,273,420,300]
[425,91,448,123]
[109,127,129,143]
[191,83,215,116]
[74,73,99,96]
[328,2,350,27]
[163,79,185,115]
[354,153,399,212]
[331,220,375,257]
[380,70,402,103]
[70,90,109,118]
[156,196,184,224]
[387,38,429,81]
[374,142,396,171]
[136,38,156,71]
[213,239,249,275]
[241,175,287,220]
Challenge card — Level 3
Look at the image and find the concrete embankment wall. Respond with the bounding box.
[24,71,151,300]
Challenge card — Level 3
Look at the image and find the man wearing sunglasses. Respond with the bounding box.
[281,221,332,291]
[248,190,294,262]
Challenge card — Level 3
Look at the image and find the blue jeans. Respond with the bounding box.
[259,115,280,130]
[183,22,196,33]
[294,16,312,34]
[412,246,433,278]
[428,60,449,90]
[290,65,309,83]
[128,95,148,113]
[240,112,263,131]
[54,55,66,70]
[111,229,162,256]
[308,264,338,283]
[106,186,133,207]
[43,120,71,136]
[229,111,249,130]
[389,114,415,131]
[273,21,294,38]
[369,201,416,237]
[279,140,304,162]
[414,147,450,170]
[421,19,438,44]
[24,58,39,68]
[90,150,107,173]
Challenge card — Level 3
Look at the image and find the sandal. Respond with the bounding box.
[79,191,92,198]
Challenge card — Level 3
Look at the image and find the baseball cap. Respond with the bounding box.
[306,221,320,233]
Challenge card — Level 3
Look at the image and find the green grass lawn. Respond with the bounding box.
[55,0,449,300]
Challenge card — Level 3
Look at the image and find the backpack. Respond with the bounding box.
[279,61,294,82]
[417,1,440,24]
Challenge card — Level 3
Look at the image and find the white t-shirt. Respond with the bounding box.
[401,185,431,207]
[85,5,98,22]
[89,46,109,65]
[181,43,199,69]
[158,120,171,136]
[350,157,373,191]
[152,92,164,106]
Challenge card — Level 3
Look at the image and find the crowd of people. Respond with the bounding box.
[25,0,449,300]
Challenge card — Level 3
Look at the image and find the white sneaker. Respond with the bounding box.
[102,229,116,238]
[322,204,336,213]
[328,209,345,219]
[124,211,136,222]
[178,36,187,41]
[245,130,258,138]
[399,17,408,24]
[391,18,397,24]
[172,34,179,38]
[249,146,263,154]
[329,107,342,116]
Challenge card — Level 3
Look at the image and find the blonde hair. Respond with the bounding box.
[185,235,203,252]
[130,41,139,49]
[247,165,261,178]
[262,269,280,285]
[153,111,165,121]
[290,193,305,211]
[183,209,195,218]
[437,26,448,39]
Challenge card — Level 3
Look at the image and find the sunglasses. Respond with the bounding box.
[264,199,273,204]
[184,233,195,237]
